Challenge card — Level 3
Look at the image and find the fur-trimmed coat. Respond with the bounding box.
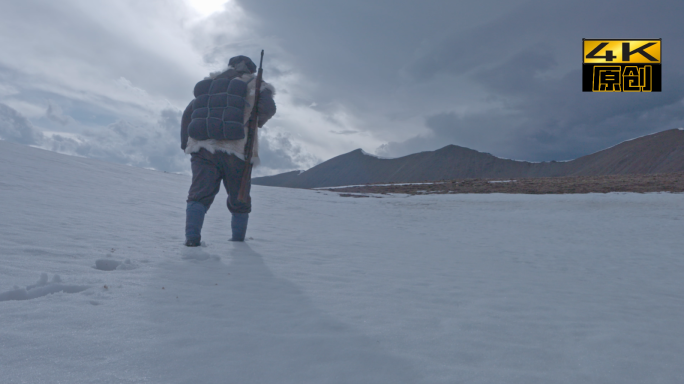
[180,68,276,164]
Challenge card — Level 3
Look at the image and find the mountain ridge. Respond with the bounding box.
[253,128,684,188]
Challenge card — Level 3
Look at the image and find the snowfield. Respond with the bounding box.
[1,140,683,384]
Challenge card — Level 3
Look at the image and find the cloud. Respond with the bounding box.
[43,108,189,173]
[2,0,684,173]
[0,0,382,174]
[1,101,323,176]
[376,0,684,161]
[0,102,189,173]
[0,103,43,145]
[255,127,321,176]
[330,130,358,135]
[45,101,74,126]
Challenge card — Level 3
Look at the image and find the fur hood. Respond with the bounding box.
[206,66,276,96]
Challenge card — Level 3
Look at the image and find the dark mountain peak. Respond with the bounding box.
[326,148,370,160]
[438,144,466,150]
[434,144,497,158]
[351,148,384,158]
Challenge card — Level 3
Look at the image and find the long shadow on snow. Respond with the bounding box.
[147,243,420,384]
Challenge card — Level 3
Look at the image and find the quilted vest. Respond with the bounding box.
[187,75,253,141]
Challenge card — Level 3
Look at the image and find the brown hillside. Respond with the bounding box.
[561,129,684,175]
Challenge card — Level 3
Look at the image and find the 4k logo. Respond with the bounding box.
[582,39,661,92]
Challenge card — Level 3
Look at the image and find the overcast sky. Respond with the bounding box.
[0,0,682,175]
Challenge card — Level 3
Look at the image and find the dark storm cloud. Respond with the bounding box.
[234,0,524,110]
[375,0,684,160]
[389,41,684,161]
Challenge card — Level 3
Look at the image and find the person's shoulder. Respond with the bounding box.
[193,78,212,97]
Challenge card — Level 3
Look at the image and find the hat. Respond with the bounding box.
[228,55,257,74]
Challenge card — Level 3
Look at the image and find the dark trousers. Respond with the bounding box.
[187,148,251,214]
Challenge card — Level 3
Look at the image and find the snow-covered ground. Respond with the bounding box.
[1,140,683,384]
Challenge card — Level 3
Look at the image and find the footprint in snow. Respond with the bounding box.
[0,273,89,302]
[94,258,136,271]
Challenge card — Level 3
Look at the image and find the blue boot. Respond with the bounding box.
[230,213,249,241]
[185,201,207,246]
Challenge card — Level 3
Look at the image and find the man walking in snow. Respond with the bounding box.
[180,55,276,246]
